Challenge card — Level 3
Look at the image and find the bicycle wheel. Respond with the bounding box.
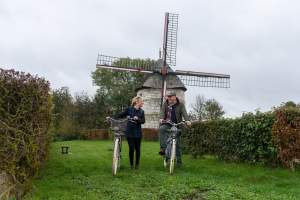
[169,138,176,174]
[112,138,120,175]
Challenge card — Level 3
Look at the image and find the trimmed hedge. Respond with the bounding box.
[183,111,277,165]
[78,128,158,141]
[183,108,300,169]
[0,69,51,199]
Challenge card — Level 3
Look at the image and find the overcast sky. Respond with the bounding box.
[1,0,300,117]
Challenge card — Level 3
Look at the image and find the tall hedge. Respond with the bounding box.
[0,69,51,199]
[183,111,277,164]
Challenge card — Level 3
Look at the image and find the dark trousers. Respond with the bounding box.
[127,137,141,166]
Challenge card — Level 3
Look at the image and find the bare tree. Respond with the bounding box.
[190,95,206,121]
[190,95,225,121]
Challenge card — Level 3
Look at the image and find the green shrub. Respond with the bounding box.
[0,69,51,199]
[183,111,277,164]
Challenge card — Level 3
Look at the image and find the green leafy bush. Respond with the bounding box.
[183,111,277,164]
[0,69,51,199]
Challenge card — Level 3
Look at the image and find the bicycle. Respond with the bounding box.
[160,120,186,174]
[107,116,136,175]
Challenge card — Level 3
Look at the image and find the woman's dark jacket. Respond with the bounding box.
[115,106,145,138]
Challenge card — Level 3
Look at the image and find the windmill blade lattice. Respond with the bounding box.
[97,54,156,73]
[174,70,230,88]
[164,13,179,66]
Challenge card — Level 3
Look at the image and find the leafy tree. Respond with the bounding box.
[50,87,80,140]
[91,57,155,113]
[93,92,110,128]
[73,91,95,130]
[51,87,73,131]
[204,98,225,120]
[282,101,297,108]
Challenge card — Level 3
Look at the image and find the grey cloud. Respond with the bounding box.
[1,0,300,117]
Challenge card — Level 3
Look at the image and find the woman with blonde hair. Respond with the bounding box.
[115,96,145,169]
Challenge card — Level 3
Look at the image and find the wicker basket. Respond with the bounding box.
[109,118,128,134]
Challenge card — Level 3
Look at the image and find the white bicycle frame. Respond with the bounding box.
[161,120,186,174]
[107,117,127,176]
[112,133,123,175]
[108,116,136,175]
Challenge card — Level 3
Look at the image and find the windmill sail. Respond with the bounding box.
[163,13,179,67]
[96,54,155,74]
[173,70,230,88]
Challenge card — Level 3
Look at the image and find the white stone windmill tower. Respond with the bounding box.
[96,13,230,128]
[135,59,187,128]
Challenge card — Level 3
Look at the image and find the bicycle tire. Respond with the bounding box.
[169,138,176,174]
[112,138,120,175]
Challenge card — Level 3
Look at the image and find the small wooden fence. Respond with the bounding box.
[80,128,159,141]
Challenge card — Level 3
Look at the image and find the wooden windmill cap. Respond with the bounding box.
[135,73,187,91]
[135,59,187,91]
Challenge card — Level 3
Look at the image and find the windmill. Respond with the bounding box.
[96,12,230,128]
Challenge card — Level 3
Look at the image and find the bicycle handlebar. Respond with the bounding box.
[106,116,136,123]
[160,120,186,127]
[106,117,127,122]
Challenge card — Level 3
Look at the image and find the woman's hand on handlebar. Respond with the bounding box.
[127,116,137,123]
[133,116,139,120]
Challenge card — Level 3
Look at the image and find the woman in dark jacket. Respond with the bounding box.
[115,96,145,169]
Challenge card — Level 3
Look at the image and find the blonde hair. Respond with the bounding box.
[131,96,143,106]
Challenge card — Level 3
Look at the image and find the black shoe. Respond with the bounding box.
[159,150,165,156]
[131,165,134,170]
[135,165,139,170]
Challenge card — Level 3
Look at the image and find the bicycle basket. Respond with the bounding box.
[109,118,128,133]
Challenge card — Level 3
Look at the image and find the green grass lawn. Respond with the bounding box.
[25,140,300,200]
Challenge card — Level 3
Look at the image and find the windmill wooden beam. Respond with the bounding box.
[96,63,153,74]
[174,70,230,79]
